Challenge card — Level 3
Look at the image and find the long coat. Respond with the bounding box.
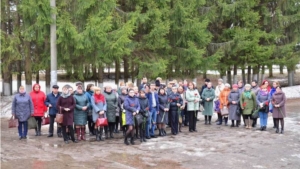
[228,90,241,120]
[103,92,118,123]
[185,89,201,111]
[91,96,107,123]
[30,84,47,117]
[56,95,76,126]
[138,96,149,118]
[124,96,140,125]
[240,91,257,115]
[201,88,215,116]
[219,88,231,109]
[12,93,34,122]
[157,94,169,124]
[74,92,89,125]
[271,91,286,118]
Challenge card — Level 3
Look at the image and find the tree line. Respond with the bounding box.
[1,0,300,95]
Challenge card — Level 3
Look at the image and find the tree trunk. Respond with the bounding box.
[252,65,259,82]
[241,66,246,84]
[203,71,207,79]
[98,65,104,89]
[16,61,22,89]
[268,64,273,77]
[2,63,12,96]
[45,67,51,94]
[247,66,252,83]
[36,71,40,84]
[115,59,120,85]
[92,64,97,85]
[131,60,135,83]
[123,57,129,82]
[25,42,32,92]
[233,64,238,84]
[287,68,294,86]
[260,65,265,85]
[227,68,232,85]
[279,64,284,74]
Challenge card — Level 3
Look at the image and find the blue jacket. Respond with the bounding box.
[45,92,61,115]
[146,91,159,112]
[85,90,94,110]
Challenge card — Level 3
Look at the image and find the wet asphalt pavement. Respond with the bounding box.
[1,99,300,169]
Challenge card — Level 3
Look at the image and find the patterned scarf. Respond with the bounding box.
[244,90,252,99]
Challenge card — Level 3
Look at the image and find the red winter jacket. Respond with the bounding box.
[30,84,47,117]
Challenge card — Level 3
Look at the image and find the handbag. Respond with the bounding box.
[200,104,205,112]
[122,110,126,126]
[135,113,144,125]
[42,115,50,125]
[236,106,241,116]
[55,107,63,124]
[28,116,37,129]
[221,106,229,116]
[251,108,259,119]
[214,100,220,112]
[8,116,18,128]
[96,113,108,127]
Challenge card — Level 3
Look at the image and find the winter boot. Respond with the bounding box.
[124,136,129,145]
[179,124,182,132]
[205,116,208,125]
[252,119,257,128]
[216,116,222,125]
[130,137,135,145]
[249,120,253,129]
[81,127,86,141]
[231,120,235,127]
[280,128,284,134]
[96,128,100,141]
[224,117,228,126]
[76,128,81,141]
[35,128,38,136]
[208,116,212,125]
[99,128,104,141]
[158,129,162,136]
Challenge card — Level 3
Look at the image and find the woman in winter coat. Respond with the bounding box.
[201,82,215,125]
[186,82,201,132]
[30,83,47,136]
[73,85,90,141]
[177,86,186,132]
[103,85,118,139]
[138,89,149,142]
[91,87,107,141]
[123,89,140,145]
[168,87,183,135]
[157,88,169,136]
[272,86,286,134]
[256,85,270,131]
[85,84,95,136]
[12,86,34,139]
[228,84,241,127]
[56,85,78,144]
[215,79,225,123]
[240,84,257,129]
[218,83,231,126]
[269,81,279,128]
[118,87,128,135]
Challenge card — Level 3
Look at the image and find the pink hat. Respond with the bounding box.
[232,84,238,88]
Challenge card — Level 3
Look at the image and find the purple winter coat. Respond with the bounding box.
[124,95,140,125]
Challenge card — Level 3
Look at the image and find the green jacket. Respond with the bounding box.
[240,91,257,115]
[201,88,215,116]
[103,92,118,122]
[185,89,201,111]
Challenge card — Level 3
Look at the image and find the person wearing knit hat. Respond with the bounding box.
[240,84,257,129]
[201,82,215,125]
[232,84,238,88]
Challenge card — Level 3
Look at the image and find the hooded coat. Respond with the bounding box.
[30,84,47,117]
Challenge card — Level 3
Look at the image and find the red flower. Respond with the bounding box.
[175,97,179,100]
[194,93,198,96]
[265,101,269,106]
[242,102,247,107]
[130,104,135,107]
[145,107,149,111]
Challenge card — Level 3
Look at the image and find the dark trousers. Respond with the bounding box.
[170,110,179,134]
[49,115,61,134]
[62,125,75,141]
[18,121,28,137]
[115,116,120,131]
[87,115,95,134]
[35,116,42,131]
[139,123,146,139]
[183,105,189,125]
[188,111,197,131]
[108,122,115,134]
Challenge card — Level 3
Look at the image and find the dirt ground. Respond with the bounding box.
[1,99,300,169]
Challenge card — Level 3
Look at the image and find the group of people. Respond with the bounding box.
[11,77,287,145]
